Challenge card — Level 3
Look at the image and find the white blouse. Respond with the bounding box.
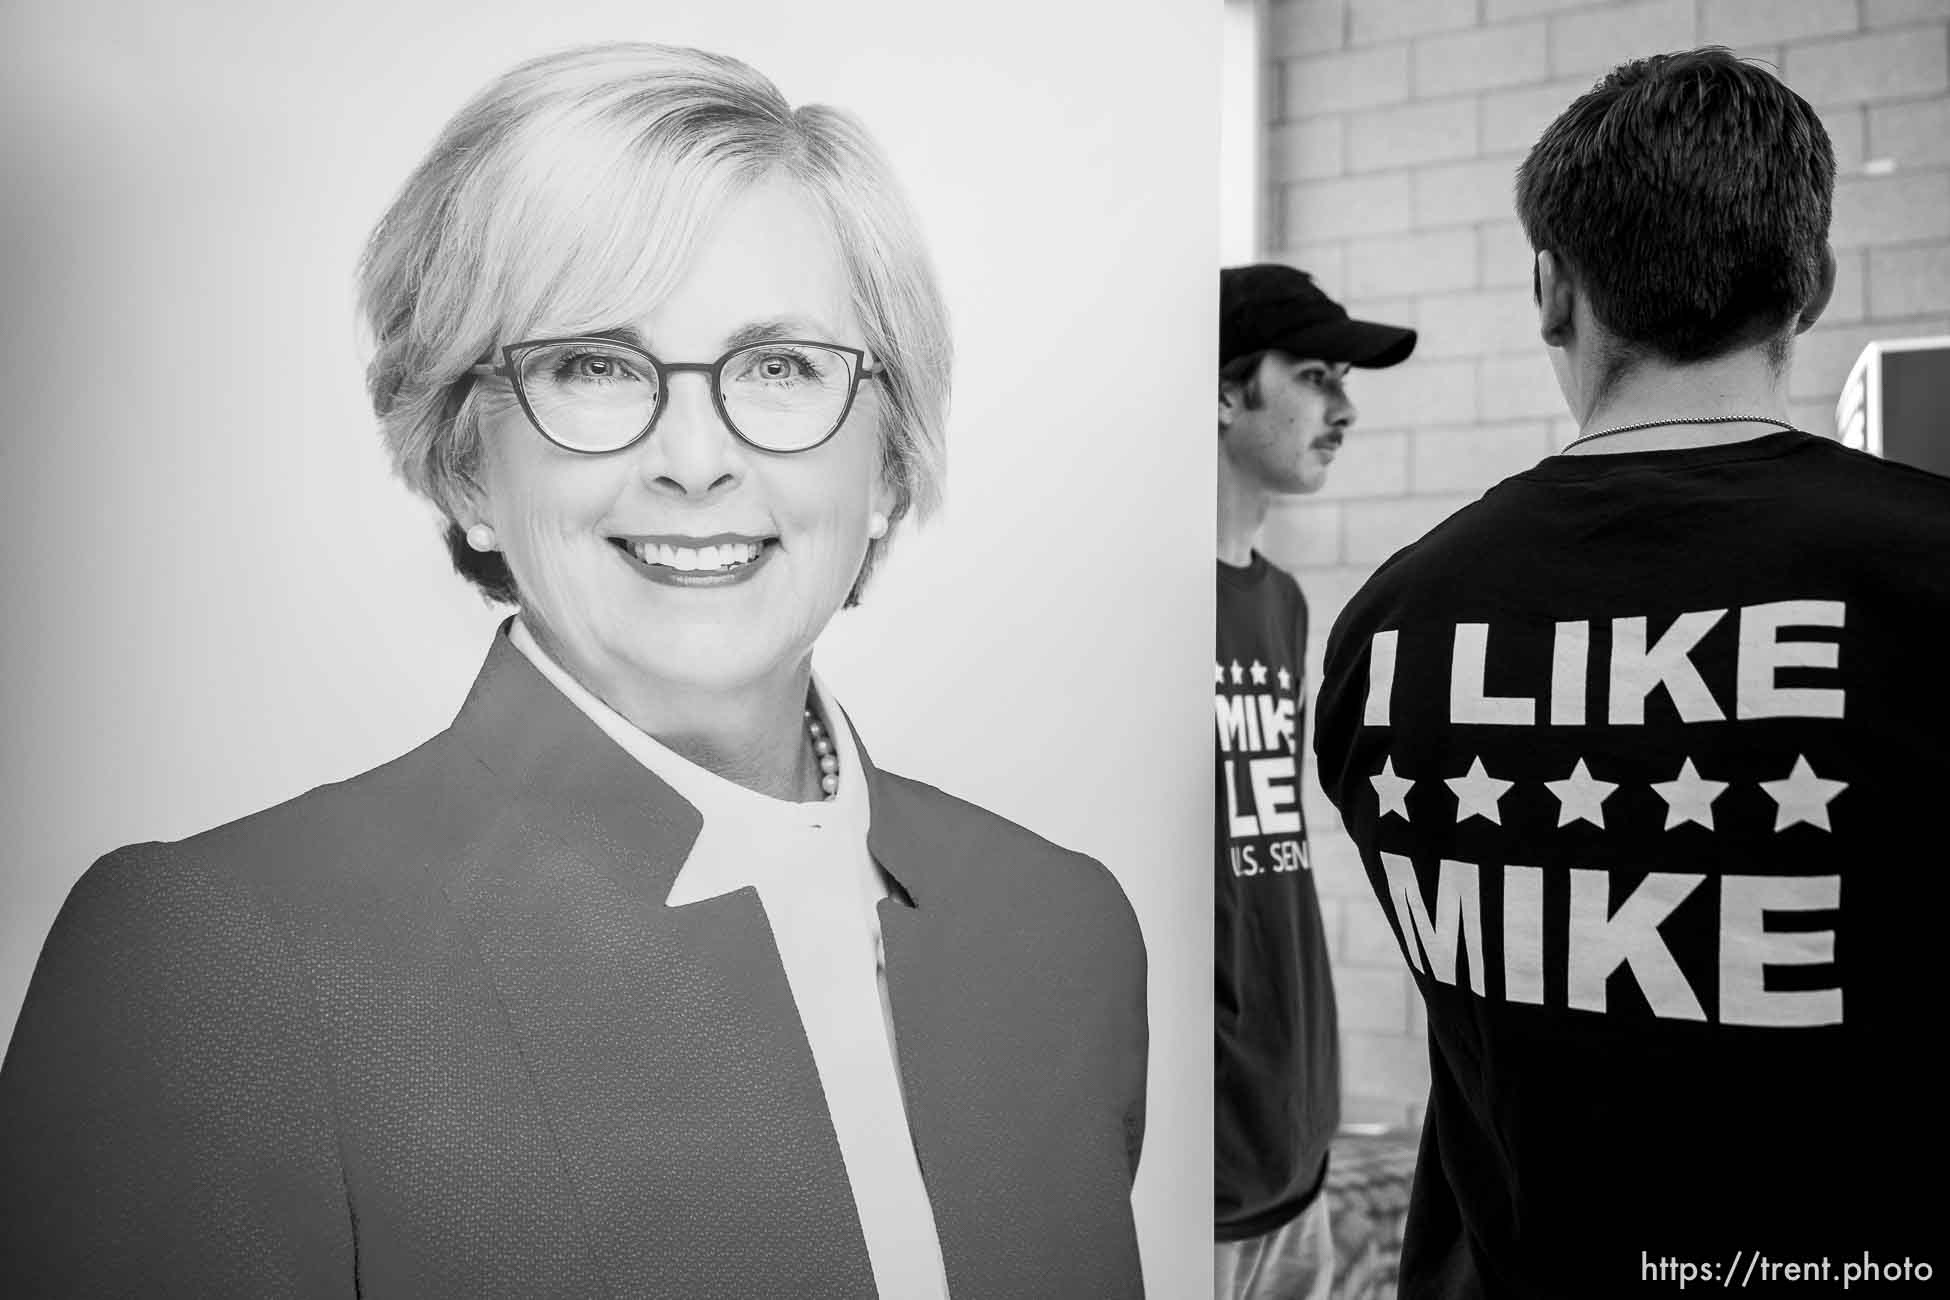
[508,621,950,1299]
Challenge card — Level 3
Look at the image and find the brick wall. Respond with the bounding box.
[1257,0,1950,1129]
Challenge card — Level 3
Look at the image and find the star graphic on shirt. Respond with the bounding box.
[1214,662,1224,685]
[1544,758,1618,829]
[1249,660,1269,686]
[1371,756,1414,822]
[1760,755,1847,832]
[1445,757,1513,825]
[1229,659,1244,685]
[1277,666,1293,692]
[1650,758,1728,831]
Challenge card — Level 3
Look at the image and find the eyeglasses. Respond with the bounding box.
[469,337,884,455]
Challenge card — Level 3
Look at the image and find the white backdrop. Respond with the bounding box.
[0,1,1216,1290]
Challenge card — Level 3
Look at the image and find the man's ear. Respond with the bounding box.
[1218,381,1238,431]
[1537,249,1576,348]
[1795,243,1838,335]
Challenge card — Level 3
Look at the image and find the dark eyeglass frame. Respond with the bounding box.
[468,336,887,456]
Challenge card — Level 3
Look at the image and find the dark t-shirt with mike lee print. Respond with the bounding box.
[1215,553,1340,1241]
[1313,432,1950,1298]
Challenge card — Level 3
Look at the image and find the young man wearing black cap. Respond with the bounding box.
[1313,51,1950,1297]
[1215,264,1415,1300]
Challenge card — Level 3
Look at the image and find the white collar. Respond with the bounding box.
[506,618,874,908]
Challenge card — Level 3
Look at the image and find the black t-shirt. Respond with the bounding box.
[1216,553,1340,1240]
[1314,433,1950,1298]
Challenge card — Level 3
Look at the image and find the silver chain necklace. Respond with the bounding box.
[1563,414,1797,452]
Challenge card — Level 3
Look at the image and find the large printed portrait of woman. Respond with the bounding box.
[0,3,1215,1295]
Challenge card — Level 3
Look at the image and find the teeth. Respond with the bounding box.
[629,540,762,571]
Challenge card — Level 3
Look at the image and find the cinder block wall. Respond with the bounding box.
[1257,0,1950,1130]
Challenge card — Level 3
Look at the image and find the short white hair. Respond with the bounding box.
[359,42,951,602]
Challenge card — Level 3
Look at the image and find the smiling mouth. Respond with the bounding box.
[1311,432,1344,453]
[609,535,774,573]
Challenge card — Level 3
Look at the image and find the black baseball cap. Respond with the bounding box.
[1220,264,1417,369]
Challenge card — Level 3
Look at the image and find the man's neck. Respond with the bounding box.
[1217,446,1269,566]
[1565,345,1796,455]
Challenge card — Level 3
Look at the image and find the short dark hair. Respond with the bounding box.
[1516,48,1833,365]
[1220,350,1267,411]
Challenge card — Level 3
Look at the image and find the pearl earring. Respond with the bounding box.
[867,511,889,540]
[465,523,497,552]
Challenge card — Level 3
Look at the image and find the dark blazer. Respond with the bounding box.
[0,631,1149,1298]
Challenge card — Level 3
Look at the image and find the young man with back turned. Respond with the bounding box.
[1313,49,1950,1299]
[1215,264,1414,1300]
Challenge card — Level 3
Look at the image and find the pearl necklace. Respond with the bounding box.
[806,707,839,800]
[1562,414,1797,452]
